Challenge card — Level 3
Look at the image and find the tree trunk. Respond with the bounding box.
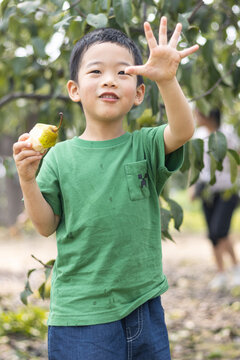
[0,135,23,226]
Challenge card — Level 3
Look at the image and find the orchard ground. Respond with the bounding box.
[0,196,240,360]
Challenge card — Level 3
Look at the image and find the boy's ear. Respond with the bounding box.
[134,83,145,106]
[67,80,81,102]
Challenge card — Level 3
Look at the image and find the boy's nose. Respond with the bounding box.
[102,75,117,87]
[104,82,115,87]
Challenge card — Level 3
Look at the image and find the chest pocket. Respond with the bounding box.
[124,160,150,201]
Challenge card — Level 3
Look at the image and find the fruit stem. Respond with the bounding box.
[56,112,63,131]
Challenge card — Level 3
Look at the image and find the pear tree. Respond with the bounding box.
[0,0,239,302]
[1,0,239,226]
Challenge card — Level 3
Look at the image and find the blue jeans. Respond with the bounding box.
[48,296,171,360]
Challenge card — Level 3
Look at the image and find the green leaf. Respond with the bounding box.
[54,15,74,30]
[45,267,52,281]
[20,281,33,305]
[12,58,28,75]
[46,259,56,267]
[188,140,201,185]
[113,0,132,26]
[86,13,108,28]
[141,0,155,4]
[165,198,183,231]
[189,165,200,186]
[202,39,214,63]
[0,0,11,16]
[178,12,191,31]
[17,0,41,15]
[180,141,190,172]
[0,7,16,31]
[191,138,204,171]
[226,150,238,184]
[38,282,46,300]
[227,149,240,165]
[161,205,174,240]
[180,61,193,94]
[51,0,66,6]
[216,160,223,172]
[209,153,217,185]
[212,55,232,87]
[32,37,46,58]
[208,131,227,163]
[150,82,159,115]
[161,208,172,233]
[136,108,156,128]
[195,98,211,117]
[27,268,36,278]
[162,229,173,241]
[185,25,199,43]
[97,0,109,11]
[201,41,222,86]
[127,99,146,123]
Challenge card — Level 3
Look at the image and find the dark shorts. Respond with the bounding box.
[48,296,171,360]
[202,193,238,246]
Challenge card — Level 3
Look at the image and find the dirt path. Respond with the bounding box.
[162,232,240,360]
[0,229,57,301]
[0,229,240,359]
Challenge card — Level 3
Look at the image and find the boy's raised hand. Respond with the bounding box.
[125,16,199,84]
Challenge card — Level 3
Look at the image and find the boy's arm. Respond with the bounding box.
[126,17,199,154]
[13,134,60,237]
[20,179,60,237]
[157,77,194,154]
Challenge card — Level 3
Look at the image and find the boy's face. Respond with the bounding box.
[67,42,145,124]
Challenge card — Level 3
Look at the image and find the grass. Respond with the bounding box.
[0,305,47,339]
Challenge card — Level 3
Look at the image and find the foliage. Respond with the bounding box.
[0,0,239,303]
[1,0,239,182]
[20,255,54,305]
[1,0,239,132]
[180,129,240,187]
[1,0,239,201]
[0,305,47,339]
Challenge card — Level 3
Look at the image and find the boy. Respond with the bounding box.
[13,17,198,360]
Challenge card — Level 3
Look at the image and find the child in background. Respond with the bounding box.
[193,109,240,290]
[13,17,198,360]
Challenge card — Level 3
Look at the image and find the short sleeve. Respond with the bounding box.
[141,125,184,195]
[36,149,62,216]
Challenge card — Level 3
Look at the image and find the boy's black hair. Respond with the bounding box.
[69,27,144,87]
[209,108,221,128]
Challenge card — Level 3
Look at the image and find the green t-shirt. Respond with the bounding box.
[36,125,183,326]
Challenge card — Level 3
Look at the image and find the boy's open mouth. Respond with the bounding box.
[99,92,119,100]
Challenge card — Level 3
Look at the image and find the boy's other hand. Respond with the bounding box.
[13,133,44,184]
[125,16,199,84]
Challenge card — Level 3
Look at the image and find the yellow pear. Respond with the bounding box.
[29,112,63,153]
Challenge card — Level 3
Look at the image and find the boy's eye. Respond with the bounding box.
[90,70,101,74]
[118,70,126,75]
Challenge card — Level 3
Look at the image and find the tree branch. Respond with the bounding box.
[188,0,205,24]
[31,254,53,269]
[189,67,235,102]
[0,92,70,108]
[68,0,81,10]
[67,0,86,18]
[0,66,235,108]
